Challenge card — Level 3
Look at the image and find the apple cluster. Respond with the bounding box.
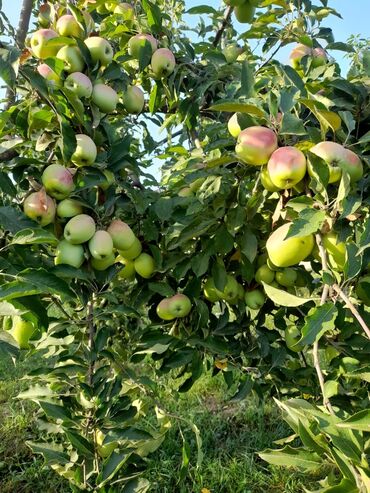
[156,294,192,321]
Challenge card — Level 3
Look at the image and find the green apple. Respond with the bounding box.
[64,72,93,98]
[235,126,278,166]
[266,223,314,267]
[71,134,97,166]
[203,278,221,302]
[222,43,243,63]
[118,236,142,260]
[356,276,370,306]
[57,199,83,218]
[322,232,346,272]
[245,289,265,309]
[237,283,245,300]
[91,252,116,271]
[151,48,176,78]
[156,298,175,320]
[116,256,135,280]
[267,146,307,189]
[275,268,297,287]
[11,315,36,349]
[167,294,192,318]
[134,253,155,278]
[220,275,239,302]
[257,253,268,267]
[128,33,157,59]
[100,170,115,190]
[96,430,118,458]
[37,63,61,88]
[64,214,96,244]
[228,113,241,138]
[56,45,85,73]
[234,3,255,23]
[255,264,275,284]
[42,164,75,200]
[260,166,280,192]
[88,230,114,260]
[309,141,363,183]
[56,14,83,38]
[30,29,58,59]
[85,37,113,66]
[92,83,118,113]
[122,85,145,114]
[55,239,85,268]
[285,325,303,352]
[107,219,135,250]
[23,190,56,226]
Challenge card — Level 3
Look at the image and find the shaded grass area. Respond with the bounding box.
[0,354,321,492]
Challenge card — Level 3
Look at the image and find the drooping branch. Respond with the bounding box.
[212,6,233,48]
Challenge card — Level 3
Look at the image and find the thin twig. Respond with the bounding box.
[87,299,95,386]
[256,42,283,74]
[213,6,234,48]
[52,296,74,321]
[332,284,370,340]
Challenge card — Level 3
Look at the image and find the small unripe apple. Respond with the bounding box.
[255,264,275,284]
[245,289,265,309]
[128,34,157,59]
[100,170,115,190]
[91,252,116,271]
[64,72,93,98]
[85,37,113,66]
[260,166,280,192]
[64,214,96,244]
[234,3,255,23]
[56,14,83,38]
[57,199,83,218]
[88,230,114,260]
[285,325,303,352]
[222,43,243,63]
[118,236,142,260]
[275,268,297,287]
[267,146,307,190]
[227,113,250,138]
[322,232,346,272]
[71,134,97,166]
[151,48,176,78]
[107,220,135,250]
[30,29,58,59]
[11,315,36,349]
[221,275,239,302]
[55,239,85,268]
[116,256,135,280]
[235,126,278,166]
[42,164,75,200]
[266,223,314,268]
[134,253,155,278]
[203,278,222,302]
[92,83,118,113]
[37,64,61,87]
[157,294,192,320]
[23,190,56,226]
[56,45,85,73]
[122,86,144,114]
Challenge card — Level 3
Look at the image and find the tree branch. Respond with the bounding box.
[212,6,234,48]
[332,284,370,340]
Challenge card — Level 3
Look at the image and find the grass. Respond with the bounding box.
[0,354,321,492]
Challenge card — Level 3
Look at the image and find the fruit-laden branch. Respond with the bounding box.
[314,233,334,415]
[332,284,370,340]
[212,6,234,47]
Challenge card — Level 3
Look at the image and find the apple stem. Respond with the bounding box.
[332,284,370,340]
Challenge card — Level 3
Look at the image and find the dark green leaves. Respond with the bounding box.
[298,303,338,346]
[286,209,326,239]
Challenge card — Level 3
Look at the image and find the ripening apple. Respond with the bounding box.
[275,268,297,287]
[356,276,370,306]
[245,289,265,309]
[64,214,96,244]
[322,232,346,271]
[151,48,176,78]
[30,29,58,59]
[235,126,278,166]
[56,14,83,38]
[85,37,114,66]
[116,256,135,280]
[107,220,135,250]
[38,3,51,28]
[156,298,175,320]
[41,164,75,200]
[11,315,36,349]
[255,264,275,284]
[56,45,85,73]
[88,230,114,260]
[203,278,222,302]
[234,3,255,23]
[227,113,250,138]
[309,141,363,183]
[128,33,158,59]
[96,430,118,458]
[92,83,118,113]
[222,43,243,63]
[118,236,142,260]
[114,3,134,19]
[157,294,192,320]
[134,253,155,278]
[267,146,307,189]
[57,199,83,218]
[54,240,85,268]
[37,64,61,87]
[266,223,314,267]
[23,190,56,226]
[123,85,145,114]
[221,275,239,302]
[260,166,280,192]
[64,72,93,98]
[289,44,327,69]
[91,252,116,271]
[71,134,97,166]
[285,325,303,352]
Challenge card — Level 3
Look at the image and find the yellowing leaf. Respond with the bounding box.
[215,359,228,370]
[201,489,212,493]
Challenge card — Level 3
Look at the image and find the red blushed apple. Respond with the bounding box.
[64,72,93,98]
[151,48,176,78]
[290,43,327,69]
[235,126,278,166]
[56,14,84,38]
[91,84,118,113]
[309,141,363,183]
[30,29,58,59]
[85,37,114,66]
[122,86,144,114]
[42,164,75,200]
[23,190,56,226]
[267,146,307,189]
[37,64,61,87]
[128,34,158,59]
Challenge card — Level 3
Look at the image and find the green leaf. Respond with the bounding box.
[98,452,132,486]
[337,410,370,432]
[286,209,326,239]
[326,42,355,52]
[239,61,254,98]
[239,230,257,263]
[344,243,362,281]
[39,401,73,422]
[262,283,312,307]
[0,206,35,233]
[0,171,17,197]
[230,376,253,402]
[0,330,19,358]
[259,445,321,470]
[27,441,70,465]
[186,5,217,14]
[298,303,338,346]
[142,0,162,31]
[212,261,227,292]
[154,197,174,221]
[280,113,306,135]
[122,478,150,493]
[65,430,94,456]
[11,228,58,246]
[209,102,266,118]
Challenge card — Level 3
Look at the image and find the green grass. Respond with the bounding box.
[0,354,321,492]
